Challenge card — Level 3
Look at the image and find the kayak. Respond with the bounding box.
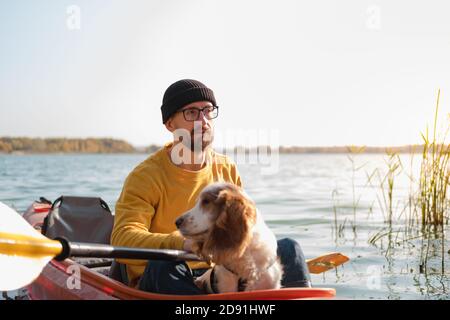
[22,200,336,300]
[28,259,335,300]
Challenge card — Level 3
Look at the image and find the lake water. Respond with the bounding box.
[0,153,449,299]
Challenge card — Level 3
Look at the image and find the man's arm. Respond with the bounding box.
[110,171,185,266]
[230,160,243,188]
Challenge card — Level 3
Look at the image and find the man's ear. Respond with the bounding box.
[165,117,175,132]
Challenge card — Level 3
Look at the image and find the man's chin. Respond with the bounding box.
[190,139,213,152]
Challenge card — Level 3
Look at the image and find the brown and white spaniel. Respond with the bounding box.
[175,182,283,293]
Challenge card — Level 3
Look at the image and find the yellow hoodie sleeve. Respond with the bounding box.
[231,162,243,188]
[111,170,185,266]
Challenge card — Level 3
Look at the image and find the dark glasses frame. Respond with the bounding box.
[177,106,219,122]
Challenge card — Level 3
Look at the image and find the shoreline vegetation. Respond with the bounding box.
[0,137,432,155]
[333,90,449,281]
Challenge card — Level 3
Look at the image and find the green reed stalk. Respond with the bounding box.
[368,90,448,276]
[332,188,339,241]
[346,145,366,231]
[415,89,450,274]
[385,150,403,225]
[365,150,402,226]
[417,89,450,229]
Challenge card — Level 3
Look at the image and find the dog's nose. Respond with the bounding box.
[175,217,184,229]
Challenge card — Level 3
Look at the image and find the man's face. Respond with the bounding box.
[165,101,215,152]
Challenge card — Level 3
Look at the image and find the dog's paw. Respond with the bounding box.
[194,269,213,293]
[194,277,205,290]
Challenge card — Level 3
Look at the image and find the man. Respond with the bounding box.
[111,79,311,294]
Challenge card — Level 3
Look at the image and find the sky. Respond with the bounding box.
[1,0,450,147]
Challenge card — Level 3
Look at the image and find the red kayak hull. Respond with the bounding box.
[27,259,335,300]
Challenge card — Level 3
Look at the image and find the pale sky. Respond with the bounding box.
[1,0,450,147]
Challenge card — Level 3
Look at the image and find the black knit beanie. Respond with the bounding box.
[161,79,216,124]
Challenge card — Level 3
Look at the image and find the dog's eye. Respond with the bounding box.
[202,199,210,205]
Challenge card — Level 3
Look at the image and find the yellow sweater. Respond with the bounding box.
[111,142,242,287]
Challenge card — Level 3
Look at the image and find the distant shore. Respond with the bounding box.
[0,137,427,154]
[0,137,158,154]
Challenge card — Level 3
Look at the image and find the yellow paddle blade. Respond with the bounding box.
[0,201,62,291]
[306,252,350,274]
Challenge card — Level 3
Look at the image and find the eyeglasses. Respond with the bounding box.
[177,106,219,122]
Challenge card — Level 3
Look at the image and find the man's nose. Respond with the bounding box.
[194,119,210,132]
[199,111,210,125]
[175,216,184,228]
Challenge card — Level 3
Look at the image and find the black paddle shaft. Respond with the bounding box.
[53,237,203,262]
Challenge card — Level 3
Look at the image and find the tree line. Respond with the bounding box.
[0,137,136,153]
[0,137,429,154]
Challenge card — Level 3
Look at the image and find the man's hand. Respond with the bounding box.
[183,238,194,252]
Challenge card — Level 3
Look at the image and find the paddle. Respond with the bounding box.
[306,252,349,274]
[0,202,349,291]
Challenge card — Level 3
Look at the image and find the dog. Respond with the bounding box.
[175,182,283,293]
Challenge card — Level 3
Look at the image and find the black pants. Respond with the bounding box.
[138,238,311,295]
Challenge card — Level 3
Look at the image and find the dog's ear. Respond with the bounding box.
[202,188,256,264]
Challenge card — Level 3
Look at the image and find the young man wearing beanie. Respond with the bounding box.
[111,79,311,294]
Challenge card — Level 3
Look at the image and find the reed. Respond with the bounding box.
[346,145,367,232]
[416,89,450,229]
[331,146,370,242]
[367,90,448,274]
[331,188,347,241]
[366,150,403,226]
[414,89,449,273]
[334,90,448,278]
